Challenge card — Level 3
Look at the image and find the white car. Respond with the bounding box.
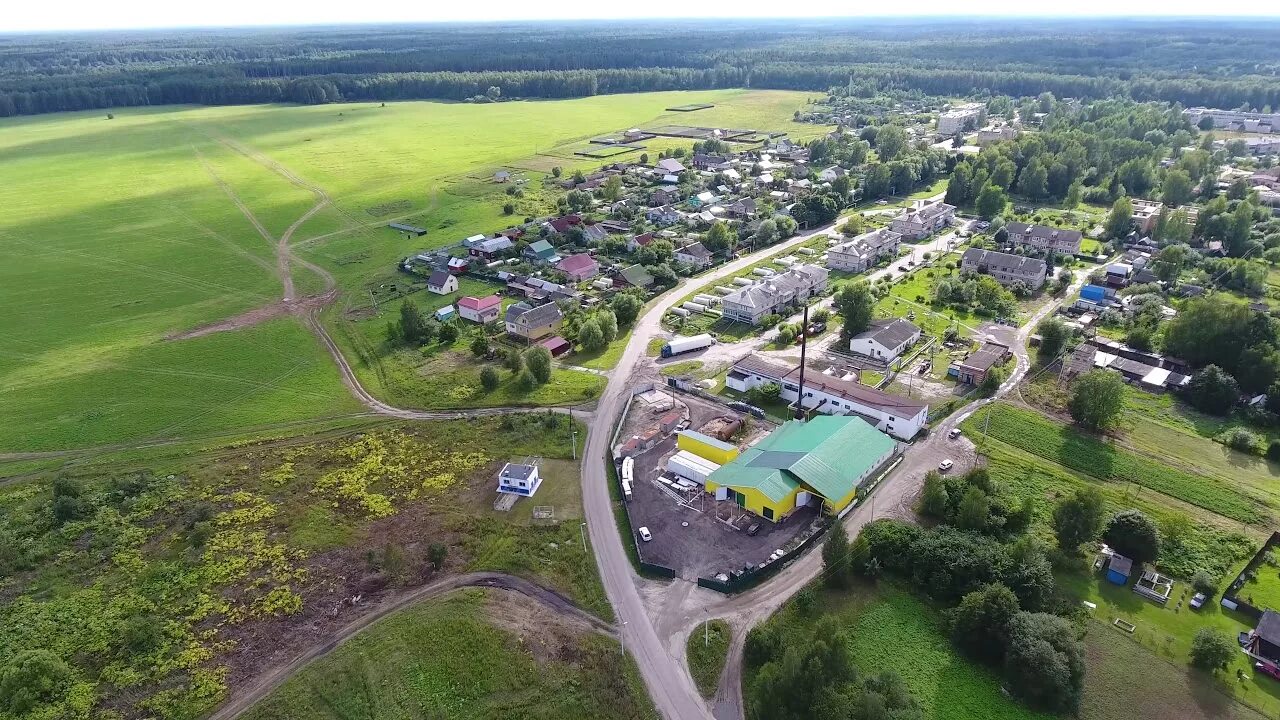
[638,527,653,542]
[948,428,962,439]
[938,459,954,472]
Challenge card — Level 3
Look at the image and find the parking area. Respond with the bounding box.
[620,392,822,580]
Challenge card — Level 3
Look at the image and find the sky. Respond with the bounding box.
[3,1,1276,33]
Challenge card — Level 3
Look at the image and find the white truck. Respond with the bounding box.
[661,333,714,358]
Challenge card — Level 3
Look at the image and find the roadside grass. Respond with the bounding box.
[0,416,609,719]
[963,403,1266,525]
[240,589,656,720]
[660,360,705,377]
[686,619,732,698]
[572,327,633,370]
[646,337,667,356]
[1,89,818,450]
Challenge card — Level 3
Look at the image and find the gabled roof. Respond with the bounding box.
[528,239,558,259]
[657,158,686,173]
[458,294,501,311]
[428,270,452,288]
[854,318,920,349]
[557,253,599,274]
[677,241,713,261]
[620,264,654,288]
[1006,222,1083,245]
[477,237,514,253]
[546,214,582,234]
[962,247,1047,275]
[705,416,895,503]
[505,300,562,326]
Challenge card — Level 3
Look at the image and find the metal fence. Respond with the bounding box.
[696,518,832,594]
[1223,531,1280,622]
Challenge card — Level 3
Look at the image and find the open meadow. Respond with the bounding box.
[0,89,819,452]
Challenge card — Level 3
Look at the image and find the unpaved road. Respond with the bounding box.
[205,572,614,720]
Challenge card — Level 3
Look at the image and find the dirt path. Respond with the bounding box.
[204,571,615,720]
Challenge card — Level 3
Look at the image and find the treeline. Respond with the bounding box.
[3,20,1280,117]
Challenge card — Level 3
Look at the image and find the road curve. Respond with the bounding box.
[206,571,614,720]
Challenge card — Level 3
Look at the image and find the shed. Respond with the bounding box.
[435,305,456,322]
[677,430,740,465]
[1106,554,1133,585]
[540,335,571,357]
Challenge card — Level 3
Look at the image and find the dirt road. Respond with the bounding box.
[205,572,614,720]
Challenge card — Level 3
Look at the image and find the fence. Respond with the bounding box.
[696,518,832,594]
[1223,531,1280,622]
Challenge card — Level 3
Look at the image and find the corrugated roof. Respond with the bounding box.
[678,430,735,452]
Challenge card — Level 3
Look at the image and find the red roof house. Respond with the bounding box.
[457,294,503,324]
[545,214,583,235]
[556,253,600,282]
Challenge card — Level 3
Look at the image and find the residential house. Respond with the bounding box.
[427,270,458,295]
[446,257,469,274]
[848,318,921,363]
[557,253,600,282]
[890,200,956,240]
[469,236,514,260]
[543,214,583,235]
[497,462,542,496]
[827,228,902,273]
[524,239,561,265]
[1248,611,1280,668]
[703,416,897,522]
[616,264,655,290]
[657,158,686,174]
[627,232,655,252]
[950,342,1011,384]
[675,241,714,269]
[975,123,1017,145]
[457,295,502,324]
[692,153,731,171]
[725,198,758,219]
[581,223,609,244]
[646,205,682,226]
[725,356,928,441]
[818,166,847,183]
[1005,222,1083,255]
[721,264,829,325]
[504,301,563,341]
[960,248,1047,290]
[651,187,681,206]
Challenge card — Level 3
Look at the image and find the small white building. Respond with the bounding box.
[497,462,542,496]
[848,318,922,364]
[427,270,459,295]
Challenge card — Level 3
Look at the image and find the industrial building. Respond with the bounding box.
[676,430,740,465]
[703,416,897,522]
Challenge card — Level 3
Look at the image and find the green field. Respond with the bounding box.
[966,403,1267,525]
[0,89,821,452]
[0,415,606,719]
[686,619,731,698]
[242,589,656,720]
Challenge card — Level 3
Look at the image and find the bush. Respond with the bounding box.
[1102,510,1161,566]
[1003,612,1085,713]
[1190,628,1236,670]
[480,366,500,391]
[1224,427,1261,454]
[1191,570,1219,598]
[949,583,1020,664]
[0,650,73,714]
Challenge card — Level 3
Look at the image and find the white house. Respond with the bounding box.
[721,264,828,325]
[827,228,902,273]
[497,462,542,496]
[848,318,922,364]
[427,270,459,295]
[725,356,928,441]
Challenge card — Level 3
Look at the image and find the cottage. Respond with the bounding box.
[657,158,686,174]
[469,236,514,260]
[674,241,714,269]
[556,253,600,282]
[543,214,583,235]
[827,228,902,273]
[725,198,758,220]
[627,232,655,251]
[524,239,561,265]
[848,318,921,363]
[497,462,542,497]
[960,248,1047,290]
[646,205,682,226]
[427,270,459,295]
[581,223,609,244]
[446,257,469,274]
[1249,611,1280,666]
[651,187,681,206]
[692,153,731,171]
[617,264,655,289]
[950,341,1011,385]
[504,301,564,341]
[457,295,502,324]
[890,200,956,240]
[1005,222,1082,255]
[721,265,829,325]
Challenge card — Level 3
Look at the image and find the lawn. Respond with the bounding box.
[963,403,1267,525]
[0,415,608,719]
[0,89,821,451]
[875,252,985,333]
[241,590,656,720]
[686,619,731,698]
[1237,553,1280,614]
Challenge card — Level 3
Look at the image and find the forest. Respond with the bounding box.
[3,19,1280,116]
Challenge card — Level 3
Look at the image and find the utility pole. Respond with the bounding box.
[579,521,586,549]
[794,304,810,421]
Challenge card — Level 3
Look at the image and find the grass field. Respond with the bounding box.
[748,581,1268,720]
[0,415,607,719]
[241,589,656,720]
[0,89,821,452]
[686,619,731,698]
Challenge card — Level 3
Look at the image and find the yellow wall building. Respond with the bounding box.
[676,430,740,466]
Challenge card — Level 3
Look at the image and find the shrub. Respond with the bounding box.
[0,650,73,714]
[1190,628,1236,670]
[1191,570,1219,598]
[480,366,500,391]
[1224,427,1261,454]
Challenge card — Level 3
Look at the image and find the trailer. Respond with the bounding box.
[661,333,714,358]
[665,450,720,485]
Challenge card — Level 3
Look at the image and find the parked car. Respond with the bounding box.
[638,527,652,542]
[746,523,761,536]
[938,459,954,472]
[1190,592,1207,610]
[807,321,827,336]
[1257,662,1280,681]
[948,428,962,439]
